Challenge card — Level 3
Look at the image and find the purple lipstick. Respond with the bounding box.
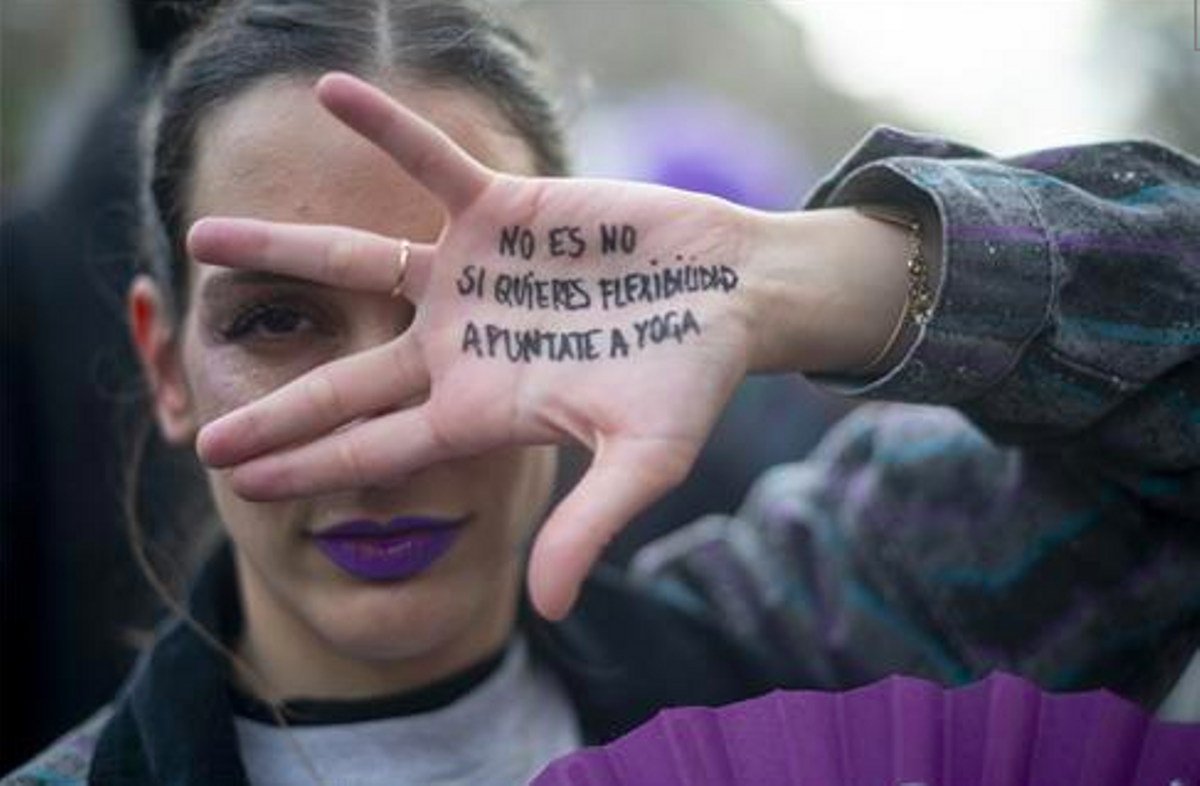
[313,515,468,582]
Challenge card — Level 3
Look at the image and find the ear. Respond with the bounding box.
[128,275,197,444]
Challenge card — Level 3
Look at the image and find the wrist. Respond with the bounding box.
[737,205,917,376]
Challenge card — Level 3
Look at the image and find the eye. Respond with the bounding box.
[221,301,321,343]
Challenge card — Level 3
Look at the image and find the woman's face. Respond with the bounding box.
[133,77,557,695]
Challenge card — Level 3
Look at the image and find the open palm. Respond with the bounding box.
[191,73,758,619]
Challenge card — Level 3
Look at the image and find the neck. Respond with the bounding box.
[230,552,519,703]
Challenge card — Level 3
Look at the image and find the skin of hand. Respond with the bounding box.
[189,72,913,620]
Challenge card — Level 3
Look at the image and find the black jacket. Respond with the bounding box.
[85,540,802,785]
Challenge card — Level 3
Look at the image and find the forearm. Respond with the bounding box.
[739,129,1199,500]
[738,204,942,376]
[798,130,1200,429]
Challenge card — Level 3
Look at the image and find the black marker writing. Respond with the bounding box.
[633,308,702,348]
[497,223,639,260]
[548,226,587,258]
[499,225,536,259]
[599,224,638,255]
[455,265,487,299]
[599,264,738,310]
[493,271,592,311]
[462,321,603,363]
[609,327,630,358]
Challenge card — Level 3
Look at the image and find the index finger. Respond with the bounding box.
[315,72,494,214]
[187,217,435,301]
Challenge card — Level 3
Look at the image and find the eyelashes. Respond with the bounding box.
[207,290,415,350]
[217,298,331,344]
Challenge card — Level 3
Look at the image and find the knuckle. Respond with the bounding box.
[237,408,265,451]
[325,236,358,282]
[304,373,345,423]
[336,436,370,487]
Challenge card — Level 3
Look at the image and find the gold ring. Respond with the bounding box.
[391,239,410,299]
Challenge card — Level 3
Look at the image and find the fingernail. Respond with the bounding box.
[195,423,222,465]
[197,416,243,467]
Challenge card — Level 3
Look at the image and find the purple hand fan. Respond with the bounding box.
[531,672,1199,786]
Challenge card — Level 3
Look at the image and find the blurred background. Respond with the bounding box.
[2,0,1197,773]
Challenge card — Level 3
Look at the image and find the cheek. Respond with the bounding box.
[180,320,308,426]
[481,446,557,547]
[181,325,309,544]
[204,464,304,542]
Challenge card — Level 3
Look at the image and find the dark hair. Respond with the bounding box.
[126,0,572,740]
[141,0,567,318]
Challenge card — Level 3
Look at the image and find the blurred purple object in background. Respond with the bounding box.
[578,87,815,210]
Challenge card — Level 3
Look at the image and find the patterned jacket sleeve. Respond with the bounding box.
[630,127,1200,707]
[0,705,110,784]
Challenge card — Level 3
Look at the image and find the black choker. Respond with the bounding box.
[227,643,510,727]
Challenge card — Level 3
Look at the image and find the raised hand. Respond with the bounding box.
[189,72,763,620]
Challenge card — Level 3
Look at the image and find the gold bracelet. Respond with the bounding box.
[851,205,934,375]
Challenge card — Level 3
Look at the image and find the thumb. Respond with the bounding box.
[526,435,695,621]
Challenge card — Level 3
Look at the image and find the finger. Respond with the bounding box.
[315,72,493,214]
[526,436,696,621]
[188,217,435,302]
[197,336,429,469]
[226,402,459,501]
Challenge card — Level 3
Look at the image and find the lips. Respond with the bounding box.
[312,515,469,582]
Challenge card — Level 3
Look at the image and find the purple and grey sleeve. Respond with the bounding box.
[631,127,1200,707]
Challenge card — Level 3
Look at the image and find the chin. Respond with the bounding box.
[304,570,492,662]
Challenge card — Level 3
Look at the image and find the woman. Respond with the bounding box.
[7,0,1198,783]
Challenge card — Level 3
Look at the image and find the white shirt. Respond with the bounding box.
[234,635,582,786]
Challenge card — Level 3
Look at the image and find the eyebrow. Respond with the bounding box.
[199,270,321,307]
